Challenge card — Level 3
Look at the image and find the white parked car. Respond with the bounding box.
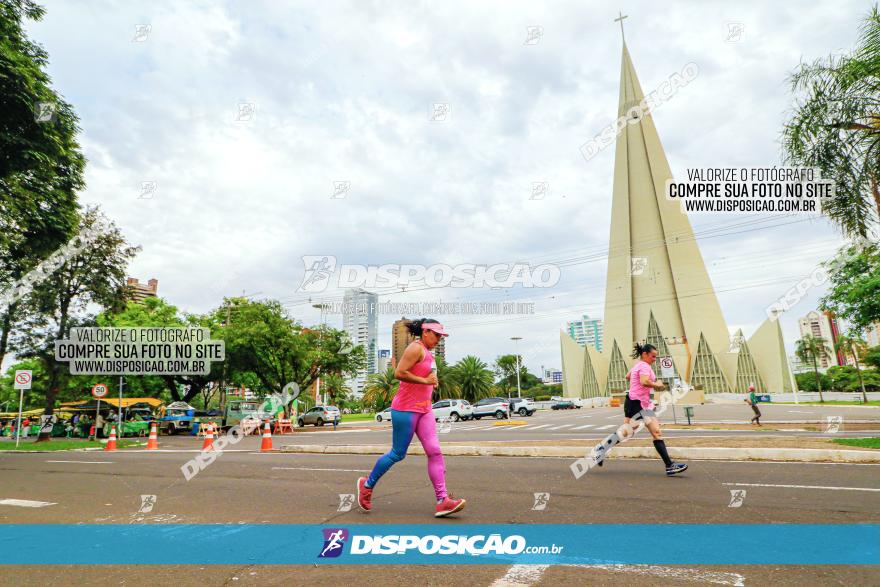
[431,399,473,422]
[472,397,510,420]
[375,407,392,422]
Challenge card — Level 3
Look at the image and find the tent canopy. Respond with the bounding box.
[59,397,164,409]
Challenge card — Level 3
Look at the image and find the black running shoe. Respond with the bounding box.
[666,462,688,476]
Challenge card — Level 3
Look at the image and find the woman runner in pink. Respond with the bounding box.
[357,319,466,517]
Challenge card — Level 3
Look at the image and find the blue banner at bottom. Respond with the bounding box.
[0,524,877,565]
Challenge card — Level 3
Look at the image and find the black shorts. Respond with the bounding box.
[624,396,654,419]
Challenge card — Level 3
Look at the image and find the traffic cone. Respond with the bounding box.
[260,419,273,452]
[201,424,215,451]
[146,421,159,450]
[104,426,117,451]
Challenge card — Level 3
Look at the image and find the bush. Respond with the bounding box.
[534,395,551,402]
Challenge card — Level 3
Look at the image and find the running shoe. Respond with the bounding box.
[666,462,688,476]
[356,476,373,511]
[435,495,466,518]
[591,444,606,467]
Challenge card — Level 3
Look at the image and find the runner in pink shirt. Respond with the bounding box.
[357,319,466,517]
[593,342,687,476]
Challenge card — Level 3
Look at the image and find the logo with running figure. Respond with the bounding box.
[318,528,349,558]
[298,256,337,292]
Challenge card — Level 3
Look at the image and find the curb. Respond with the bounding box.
[278,443,880,463]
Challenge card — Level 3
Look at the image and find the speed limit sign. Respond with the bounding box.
[91,383,109,399]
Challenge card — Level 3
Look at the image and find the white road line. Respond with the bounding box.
[723,482,880,492]
[271,467,369,472]
[571,424,595,430]
[526,424,552,430]
[788,410,814,414]
[596,424,615,430]
[45,460,114,464]
[0,499,56,508]
[490,565,549,587]
[548,425,572,430]
[491,564,744,587]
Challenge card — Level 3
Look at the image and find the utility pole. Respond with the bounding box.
[511,336,523,399]
[219,301,232,416]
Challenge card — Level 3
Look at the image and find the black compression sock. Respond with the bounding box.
[653,439,673,467]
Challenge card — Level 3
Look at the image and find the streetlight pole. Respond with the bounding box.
[313,302,329,406]
[511,336,523,399]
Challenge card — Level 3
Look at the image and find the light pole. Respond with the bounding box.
[511,336,523,399]
[313,302,330,406]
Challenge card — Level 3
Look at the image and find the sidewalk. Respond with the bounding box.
[279,435,880,463]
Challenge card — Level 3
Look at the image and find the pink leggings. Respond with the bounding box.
[366,409,447,501]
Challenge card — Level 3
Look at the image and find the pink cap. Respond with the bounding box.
[422,322,449,337]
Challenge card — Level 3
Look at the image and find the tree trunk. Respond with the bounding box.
[812,358,824,403]
[872,177,880,219]
[853,351,868,404]
[0,302,18,364]
[39,301,70,441]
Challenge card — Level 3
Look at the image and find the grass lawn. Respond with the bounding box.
[774,400,880,406]
[0,438,141,451]
[831,437,880,449]
[341,413,376,422]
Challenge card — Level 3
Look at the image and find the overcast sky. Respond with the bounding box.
[26,0,869,375]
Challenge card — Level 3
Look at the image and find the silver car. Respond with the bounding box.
[298,406,341,427]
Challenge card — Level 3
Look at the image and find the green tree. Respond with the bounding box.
[362,366,398,411]
[781,5,880,238]
[220,298,365,414]
[865,345,880,370]
[453,355,494,403]
[794,371,833,392]
[320,372,352,407]
[834,331,870,402]
[13,208,139,440]
[820,242,880,332]
[433,356,460,401]
[0,0,85,362]
[795,334,832,402]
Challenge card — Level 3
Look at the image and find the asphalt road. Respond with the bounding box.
[1,444,878,585]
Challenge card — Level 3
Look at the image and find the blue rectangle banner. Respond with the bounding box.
[0,524,876,565]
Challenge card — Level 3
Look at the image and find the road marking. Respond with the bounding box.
[0,499,56,508]
[548,425,572,430]
[723,482,880,492]
[491,564,744,586]
[596,424,615,430]
[571,424,595,430]
[526,424,552,430]
[788,410,814,414]
[491,565,549,586]
[271,467,370,472]
[45,460,114,464]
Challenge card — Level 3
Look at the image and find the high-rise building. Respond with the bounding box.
[567,315,604,352]
[543,368,563,384]
[343,288,378,397]
[865,323,880,348]
[377,349,391,373]
[392,318,445,367]
[797,310,840,371]
[126,277,158,302]
[560,33,793,398]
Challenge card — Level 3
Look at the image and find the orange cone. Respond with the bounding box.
[146,421,159,450]
[201,424,215,451]
[104,426,117,451]
[260,419,273,452]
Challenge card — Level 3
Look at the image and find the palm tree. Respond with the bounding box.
[362,366,398,411]
[795,335,831,402]
[782,5,880,238]
[321,373,352,407]
[452,356,494,403]
[835,332,869,403]
[433,357,461,401]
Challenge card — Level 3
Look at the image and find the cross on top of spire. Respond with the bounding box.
[614,11,628,41]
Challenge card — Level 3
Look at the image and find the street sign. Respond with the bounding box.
[659,357,674,378]
[14,370,32,390]
[91,383,109,399]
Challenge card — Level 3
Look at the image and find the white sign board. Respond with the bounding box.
[14,370,32,390]
[659,357,674,378]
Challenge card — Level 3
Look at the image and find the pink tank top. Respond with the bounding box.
[391,341,435,413]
